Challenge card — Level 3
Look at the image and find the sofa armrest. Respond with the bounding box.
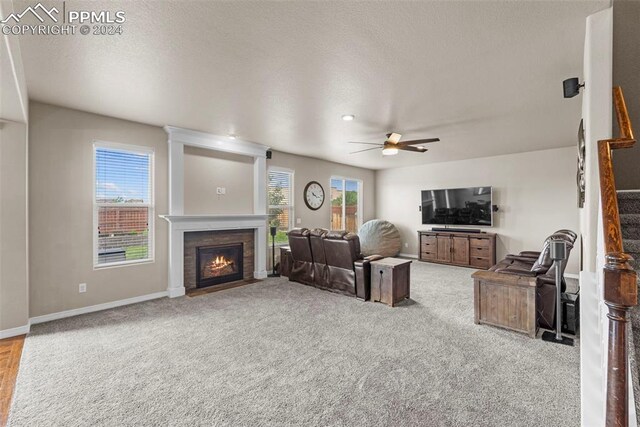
[518,251,541,257]
[505,255,536,263]
[354,259,373,300]
[493,268,538,277]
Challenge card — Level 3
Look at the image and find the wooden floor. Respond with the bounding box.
[0,335,25,427]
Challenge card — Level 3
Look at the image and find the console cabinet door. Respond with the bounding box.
[452,236,470,265]
[436,236,452,262]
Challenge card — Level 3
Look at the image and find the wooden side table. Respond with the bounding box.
[370,258,412,307]
[279,246,292,277]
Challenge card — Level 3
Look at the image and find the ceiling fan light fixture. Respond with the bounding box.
[382,147,399,156]
[341,114,355,121]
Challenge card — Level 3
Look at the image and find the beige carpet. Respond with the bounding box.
[9,262,580,426]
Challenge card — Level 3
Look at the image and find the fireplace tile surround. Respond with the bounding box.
[185,230,254,290]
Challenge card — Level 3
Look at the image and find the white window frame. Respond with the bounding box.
[267,166,295,235]
[93,140,155,269]
[330,176,363,232]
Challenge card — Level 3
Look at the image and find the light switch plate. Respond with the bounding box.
[296,218,301,225]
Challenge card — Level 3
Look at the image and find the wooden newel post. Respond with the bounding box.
[604,253,637,427]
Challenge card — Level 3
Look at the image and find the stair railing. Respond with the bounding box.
[598,86,638,427]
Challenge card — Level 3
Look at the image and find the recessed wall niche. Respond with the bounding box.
[183,146,255,215]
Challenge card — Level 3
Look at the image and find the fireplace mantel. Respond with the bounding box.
[161,125,271,298]
[160,214,269,224]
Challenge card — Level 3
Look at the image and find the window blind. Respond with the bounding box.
[94,144,154,266]
[268,169,294,241]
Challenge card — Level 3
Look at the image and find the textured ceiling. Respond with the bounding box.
[14,0,608,169]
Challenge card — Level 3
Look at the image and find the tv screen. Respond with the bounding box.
[421,187,493,226]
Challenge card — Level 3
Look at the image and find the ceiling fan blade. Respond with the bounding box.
[397,138,440,146]
[349,147,381,154]
[347,141,384,146]
[398,145,428,153]
[386,133,402,144]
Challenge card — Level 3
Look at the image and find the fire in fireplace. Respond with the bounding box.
[196,243,244,288]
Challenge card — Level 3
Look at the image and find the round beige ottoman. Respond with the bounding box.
[358,219,402,257]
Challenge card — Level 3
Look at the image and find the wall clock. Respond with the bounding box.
[304,181,325,210]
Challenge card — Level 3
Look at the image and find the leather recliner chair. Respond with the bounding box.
[287,228,382,300]
[288,228,314,286]
[489,231,576,329]
[507,230,577,263]
[309,228,329,288]
[323,231,382,299]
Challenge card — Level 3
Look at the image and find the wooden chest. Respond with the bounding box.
[370,258,412,307]
[471,270,537,338]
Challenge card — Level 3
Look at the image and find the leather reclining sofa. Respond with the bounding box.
[488,229,577,329]
[286,228,382,299]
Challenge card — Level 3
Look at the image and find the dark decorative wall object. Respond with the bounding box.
[577,119,586,208]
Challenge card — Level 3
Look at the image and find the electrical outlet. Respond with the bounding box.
[405,242,409,248]
[79,283,87,293]
[216,187,226,195]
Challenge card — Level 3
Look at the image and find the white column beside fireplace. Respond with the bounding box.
[160,126,270,297]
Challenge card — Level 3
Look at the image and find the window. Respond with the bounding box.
[268,168,294,245]
[330,177,362,233]
[94,142,154,267]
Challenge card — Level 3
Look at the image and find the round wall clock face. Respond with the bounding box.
[304,181,325,210]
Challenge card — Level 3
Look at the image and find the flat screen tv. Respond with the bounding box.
[421,187,493,226]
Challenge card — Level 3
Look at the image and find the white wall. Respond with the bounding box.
[0,121,29,336]
[28,102,168,318]
[267,150,376,230]
[580,8,612,427]
[183,146,254,215]
[580,6,638,426]
[376,147,580,274]
[0,0,29,338]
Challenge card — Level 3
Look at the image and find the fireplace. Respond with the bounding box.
[196,243,244,288]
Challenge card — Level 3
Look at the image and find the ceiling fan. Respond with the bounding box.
[348,133,440,156]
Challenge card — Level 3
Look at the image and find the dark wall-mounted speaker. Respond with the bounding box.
[563,78,584,98]
[266,150,272,159]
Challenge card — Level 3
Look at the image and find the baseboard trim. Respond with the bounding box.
[0,324,30,339]
[398,253,418,259]
[565,273,579,280]
[167,287,185,298]
[30,291,168,325]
